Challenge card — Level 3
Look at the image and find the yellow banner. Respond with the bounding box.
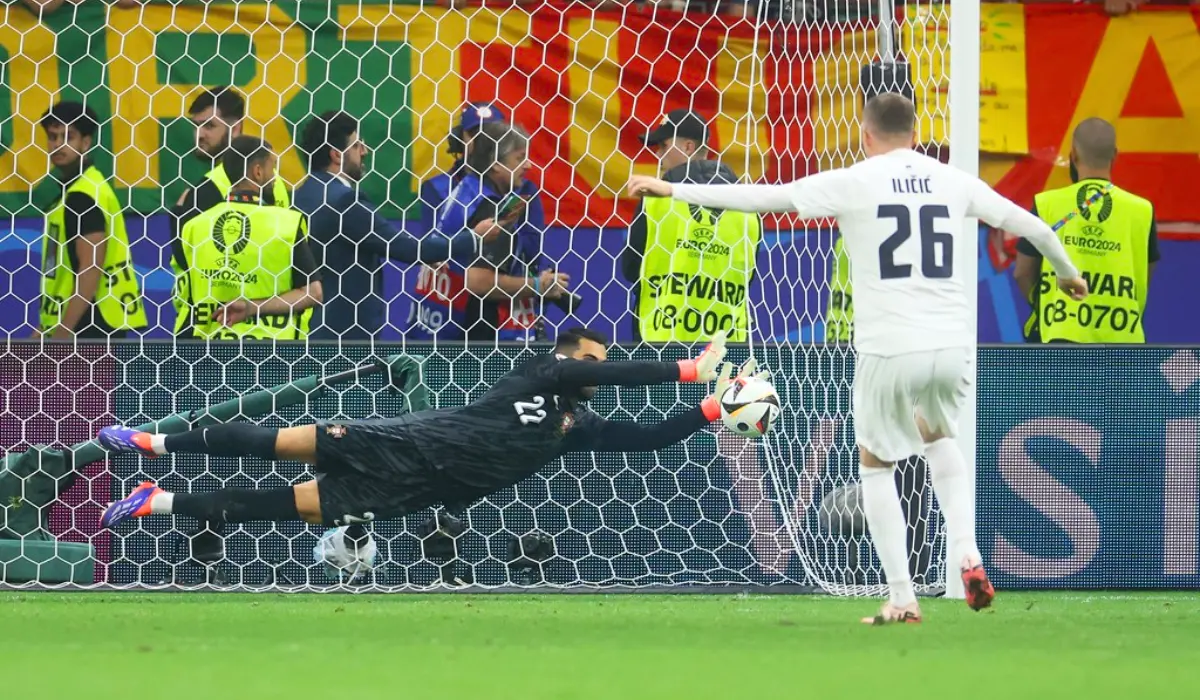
[0,1,1033,219]
[904,3,1029,154]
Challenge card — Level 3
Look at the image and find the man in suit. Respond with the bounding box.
[293,111,499,340]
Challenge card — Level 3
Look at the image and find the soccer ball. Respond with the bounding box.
[314,526,378,583]
[719,375,781,438]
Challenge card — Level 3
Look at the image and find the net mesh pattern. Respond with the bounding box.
[0,1,953,592]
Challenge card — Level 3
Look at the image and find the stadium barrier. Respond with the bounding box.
[1,342,1197,590]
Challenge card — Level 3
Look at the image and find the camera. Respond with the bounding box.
[548,291,583,315]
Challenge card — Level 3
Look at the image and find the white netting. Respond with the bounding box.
[0,0,957,592]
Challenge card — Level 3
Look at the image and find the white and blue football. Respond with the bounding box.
[719,376,781,438]
[314,526,378,583]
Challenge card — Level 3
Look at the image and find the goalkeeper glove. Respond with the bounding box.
[701,359,771,421]
[677,330,728,383]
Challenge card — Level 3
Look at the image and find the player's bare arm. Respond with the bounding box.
[629,169,848,218]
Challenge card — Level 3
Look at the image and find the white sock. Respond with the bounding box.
[150,491,174,515]
[859,465,915,607]
[924,437,982,566]
[149,434,169,456]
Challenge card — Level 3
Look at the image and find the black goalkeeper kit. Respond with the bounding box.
[311,353,708,527]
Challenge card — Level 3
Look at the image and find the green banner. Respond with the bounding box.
[2,0,434,219]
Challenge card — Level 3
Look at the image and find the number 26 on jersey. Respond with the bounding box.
[877,204,954,280]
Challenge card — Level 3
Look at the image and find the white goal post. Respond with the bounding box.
[947,0,981,600]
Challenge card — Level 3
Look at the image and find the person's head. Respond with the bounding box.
[301,111,368,181]
[189,86,246,160]
[450,102,507,159]
[861,93,917,157]
[467,121,531,192]
[554,327,609,399]
[1069,118,1117,182]
[40,101,99,171]
[643,109,709,173]
[222,136,276,193]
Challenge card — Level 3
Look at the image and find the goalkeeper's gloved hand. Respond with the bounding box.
[677,330,728,383]
[701,359,771,421]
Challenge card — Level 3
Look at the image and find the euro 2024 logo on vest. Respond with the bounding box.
[680,204,731,256]
[1077,183,1114,238]
[211,211,252,270]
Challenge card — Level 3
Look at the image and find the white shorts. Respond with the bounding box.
[853,347,973,463]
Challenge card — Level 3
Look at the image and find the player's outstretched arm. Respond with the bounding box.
[627,175,794,213]
[560,361,766,454]
[967,179,1088,299]
[562,404,715,454]
[626,170,848,218]
[547,332,727,390]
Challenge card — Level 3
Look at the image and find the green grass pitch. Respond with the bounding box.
[3,592,1199,699]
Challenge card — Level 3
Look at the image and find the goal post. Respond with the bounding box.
[947,0,981,601]
[0,1,976,593]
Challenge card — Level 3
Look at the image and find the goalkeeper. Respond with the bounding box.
[99,328,760,529]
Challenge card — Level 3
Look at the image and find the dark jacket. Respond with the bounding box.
[417,159,465,235]
[293,170,478,340]
[621,159,741,339]
[407,173,547,342]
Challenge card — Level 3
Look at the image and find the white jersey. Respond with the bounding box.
[787,149,1022,356]
[668,148,1080,357]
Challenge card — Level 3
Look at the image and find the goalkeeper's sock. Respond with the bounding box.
[155,423,279,459]
[924,437,982,565]
[859,464,916,607]
[166,487,300,524]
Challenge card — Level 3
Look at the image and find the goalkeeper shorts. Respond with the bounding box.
[312,419,442,527]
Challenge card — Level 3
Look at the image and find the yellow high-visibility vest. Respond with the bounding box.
[1028,180,1151,343]
[40,165,147,331]
[637,197,760,342]
[176,199,310,340]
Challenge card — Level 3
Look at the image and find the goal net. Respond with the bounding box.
[0,0,970,593]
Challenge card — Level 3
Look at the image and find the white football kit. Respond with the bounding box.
[672,149,1080,461]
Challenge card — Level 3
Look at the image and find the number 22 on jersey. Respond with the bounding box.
[513,395,560,425]
[877,204,954,280]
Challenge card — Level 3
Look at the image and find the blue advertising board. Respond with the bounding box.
[977,346,1200,589]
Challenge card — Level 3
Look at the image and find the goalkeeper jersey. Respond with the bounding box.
[372,353,709,510]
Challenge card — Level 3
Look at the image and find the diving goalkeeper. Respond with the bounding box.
[99,328,758,529]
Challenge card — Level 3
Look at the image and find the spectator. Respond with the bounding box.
[174,86,291,223]
[293,111,493,341]
[1014,118,1157,343]
[36,100,147,340]
[408,121,568,342]
[171,87,293,330]
[620,109,761,342]
[19,0,66,15]
[418,102,507,235]
[173,136,322,340]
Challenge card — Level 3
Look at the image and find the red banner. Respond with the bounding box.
[453,8,844,227]
[385,4,1200,228]
[990,4,1200,225]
